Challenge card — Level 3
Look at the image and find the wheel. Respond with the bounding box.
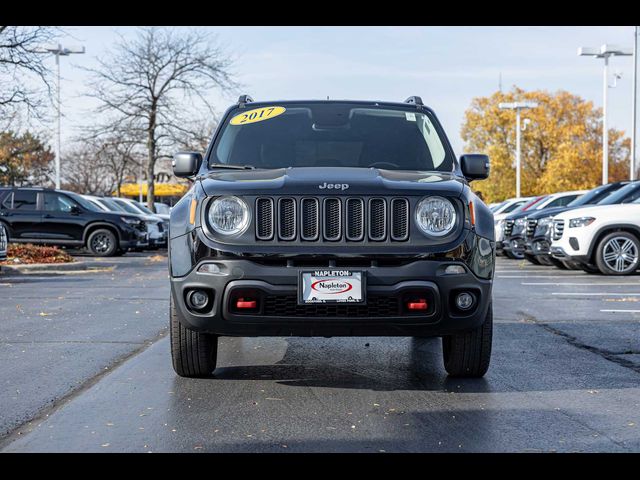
[170,296,218,377]
[442,303,493,378]
[505,249,524,260]
[86,229,118,257]
[595,231,640,276]
[524,252,541,265]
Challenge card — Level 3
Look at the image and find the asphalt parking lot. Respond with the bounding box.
[0,254,639,452]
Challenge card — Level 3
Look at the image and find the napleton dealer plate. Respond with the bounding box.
[299,270,365,304]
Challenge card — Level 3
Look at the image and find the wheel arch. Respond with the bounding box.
[83,222,122,247]
[587,224,640,263]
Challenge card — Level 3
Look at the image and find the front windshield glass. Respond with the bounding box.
[210,103,454,171]
[569,185,620,207]
[113,199,143,215]
[503,200,526,213]
[65,192,100,211]
[598,183,640,205]
[99,198,126,212]
[133,201,154,215]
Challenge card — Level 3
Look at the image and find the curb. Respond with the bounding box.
[0,260,117,275]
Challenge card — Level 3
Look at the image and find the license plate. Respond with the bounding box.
[299,270,365,304]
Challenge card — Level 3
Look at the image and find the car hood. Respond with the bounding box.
[199,167,465,197]
[525,205,575,220]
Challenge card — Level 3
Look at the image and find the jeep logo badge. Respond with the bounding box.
[318,182,349,191]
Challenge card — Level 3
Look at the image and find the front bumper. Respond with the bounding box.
[170,258,492,337]
[524,236,551,256]
[502,235,526,255]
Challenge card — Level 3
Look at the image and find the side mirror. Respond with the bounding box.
[460,154,490,181]
[70,205,82,215]
[172,152,202,178]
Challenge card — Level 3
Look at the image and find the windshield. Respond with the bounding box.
[98,198,126,212]
[502,200,527,213]
[154,203,171,214]
[112,199,144,215]
[133,201,154,215]
[490,201,506,212]
[598,183,640,205]
[210,103,454,171]
[65,192,100,211]
[568,184,623,207]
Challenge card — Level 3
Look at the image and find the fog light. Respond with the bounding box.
[197,263,227,275]
[187,290,209,310]
[444,265,465,275]
[455,292,474,310]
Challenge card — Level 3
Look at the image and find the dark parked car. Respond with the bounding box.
[0,187,149,256]
[168,96,495,378]
[0,221,7,261]
[522,181,629,267]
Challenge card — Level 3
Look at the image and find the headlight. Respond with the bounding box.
[415,196,456,237]
[121,216,140,225]
[569,217,595,228]
[538,217,552,227]
[207,196,250,236]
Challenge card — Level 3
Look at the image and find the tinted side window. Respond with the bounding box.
[621,188,640,203]
[12,191,37,210]
[546,195,578,208]
[44,193,77,212]
[1,192,12,209]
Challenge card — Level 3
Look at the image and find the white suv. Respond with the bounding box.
[550,201,640,275]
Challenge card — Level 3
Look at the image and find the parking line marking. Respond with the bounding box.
[498,275,590,278]
[522,282,640,286]
[552,292,640,296]
[600,309,640,313]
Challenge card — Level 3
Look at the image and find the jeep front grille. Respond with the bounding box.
[553,219,565,241]
[525,219,537,238]
[255,196,409,243]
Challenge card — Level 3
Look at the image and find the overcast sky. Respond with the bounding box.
[45,26,638,156]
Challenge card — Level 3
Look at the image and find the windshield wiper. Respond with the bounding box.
[209,163,256,170]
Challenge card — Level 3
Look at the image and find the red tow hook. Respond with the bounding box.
[236,298,257,309]
[407,299,428,310]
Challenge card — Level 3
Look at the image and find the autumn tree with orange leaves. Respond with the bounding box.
[461,87,630,203]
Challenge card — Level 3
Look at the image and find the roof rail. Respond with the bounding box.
[404,96,424,106]
[237,94,254,106]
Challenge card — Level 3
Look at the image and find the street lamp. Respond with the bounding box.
[32,44,85,190]
[578,44,632,185]
[499,101,538,198]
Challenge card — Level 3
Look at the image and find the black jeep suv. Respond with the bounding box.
[168,96,495,378]
[0,187,148,256]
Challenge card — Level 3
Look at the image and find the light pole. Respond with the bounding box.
[499,101,538,198]
[32,44,85,189]
[633,27,639,180]
[578,44,632,185]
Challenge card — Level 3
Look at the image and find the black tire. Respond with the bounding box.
[524,252,541,265]
[170,297,218,377]
[86,228,118,257]
[442,303,493,378]
[594,231,640,276]
[549,257,569,269]
[579,263,601,274]
[505,248,524,260]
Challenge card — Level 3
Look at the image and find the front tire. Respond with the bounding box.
[524,252,541,265]
[595,231,640,276]
[86,229,118,257]
[170,297,218,377]
[442,303,493,378]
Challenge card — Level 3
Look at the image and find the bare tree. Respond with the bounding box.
[84,27,238,210]
[61,143,115,195]
[0,26,59,119]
